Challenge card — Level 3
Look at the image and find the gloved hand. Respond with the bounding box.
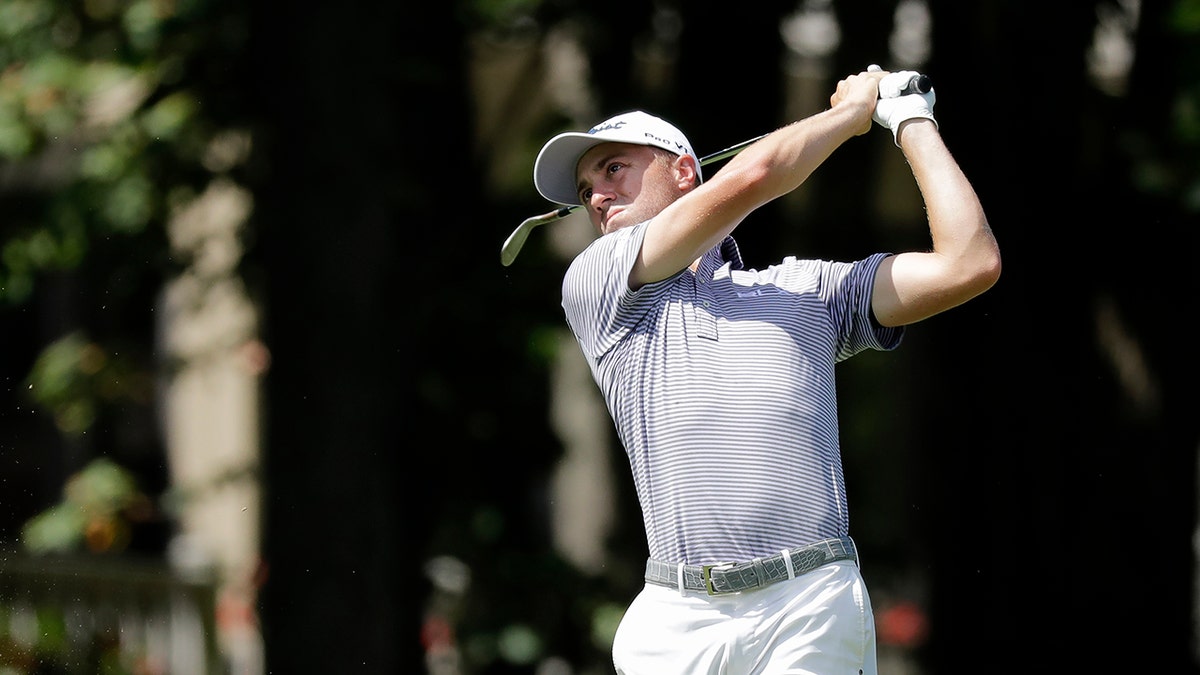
[872,69,937,146]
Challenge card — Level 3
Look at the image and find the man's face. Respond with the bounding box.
[574,143,684,236]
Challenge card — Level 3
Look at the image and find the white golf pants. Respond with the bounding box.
[612,561,877,675]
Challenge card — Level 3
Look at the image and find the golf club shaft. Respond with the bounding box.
[538,135,768,221]
[698,134,769,166]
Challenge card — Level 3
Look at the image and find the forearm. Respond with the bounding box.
[871,121,1001,326]
[640,101,870,282]
[721,101,870,206]
[901,121,996,270]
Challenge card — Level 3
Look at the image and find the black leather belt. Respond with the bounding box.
[644,536,857,595]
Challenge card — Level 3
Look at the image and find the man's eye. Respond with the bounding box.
[607,162,623,174]
[580,188,593,201]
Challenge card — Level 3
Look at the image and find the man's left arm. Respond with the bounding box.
[870,119,1001,327]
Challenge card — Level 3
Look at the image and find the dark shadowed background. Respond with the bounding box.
[0,1,1196,673]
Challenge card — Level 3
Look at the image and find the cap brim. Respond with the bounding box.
[533,132,609,206]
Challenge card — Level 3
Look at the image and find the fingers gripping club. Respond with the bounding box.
[867,65,938,145]
[867,64,932,97]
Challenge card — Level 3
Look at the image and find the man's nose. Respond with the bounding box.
[588,186,613,210]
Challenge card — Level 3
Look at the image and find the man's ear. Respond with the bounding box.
[673,153,700,191]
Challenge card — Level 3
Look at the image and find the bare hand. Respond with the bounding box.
[830,70,885,136]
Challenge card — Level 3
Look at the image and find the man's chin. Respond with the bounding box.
[602,213,635,234]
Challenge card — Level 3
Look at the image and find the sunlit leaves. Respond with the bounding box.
[24,331,154,437]
[0,0,58,51]
[589,602,623,651]
[21,457,150,554]
[0,0,216,308]
[123,0,166,52]
[25,332,103,435]
[495,624,542,665]
[3,211,85,269]
[0,0,207,273]
[21,502,89,553]
[142,89,196,139]
[0,52,85,148]
[101,172,155,231]
[0,112,36,158]
[80,62,152,128]
[0,211,86,304]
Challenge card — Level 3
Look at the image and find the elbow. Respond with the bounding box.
[967,244,1002,297]
[939,240,1001,308]
[987,252,1002,288]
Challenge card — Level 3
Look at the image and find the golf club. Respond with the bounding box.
[501,72,931,266]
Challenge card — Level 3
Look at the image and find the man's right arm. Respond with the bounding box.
[632,72,884,288]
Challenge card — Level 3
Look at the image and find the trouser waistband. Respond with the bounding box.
[644,536,857,596]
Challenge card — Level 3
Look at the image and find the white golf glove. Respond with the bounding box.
[872,69,937,146]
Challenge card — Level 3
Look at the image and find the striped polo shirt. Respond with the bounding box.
[561,220,904,565]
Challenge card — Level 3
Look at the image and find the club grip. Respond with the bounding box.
[900,73,932,96]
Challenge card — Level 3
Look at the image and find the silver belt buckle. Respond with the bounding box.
[702,562,735,596]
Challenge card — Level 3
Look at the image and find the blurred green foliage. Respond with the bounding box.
[21,456,150,554]
[0,0,223,307]
[1,0,243,462]
[23,331,152,436]
[1,0,239,583]
[1170,0,1200,209]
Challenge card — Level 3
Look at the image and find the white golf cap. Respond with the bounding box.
[533,110,700,206]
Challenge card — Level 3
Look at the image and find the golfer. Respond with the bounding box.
[531,68,1000,674]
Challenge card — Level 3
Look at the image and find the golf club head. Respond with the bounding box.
[500,206,577,266]
[500,219,535,267]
